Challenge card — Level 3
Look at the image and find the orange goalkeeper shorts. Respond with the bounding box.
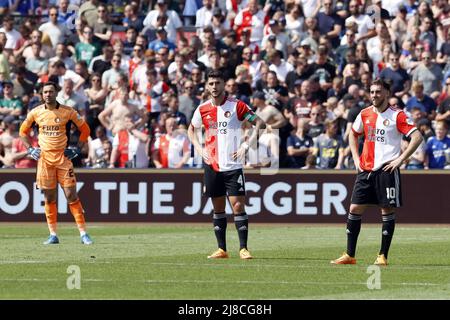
[36,154,77,190]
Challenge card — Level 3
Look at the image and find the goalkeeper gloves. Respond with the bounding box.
[64,148,78,160]
[27,147,41,161]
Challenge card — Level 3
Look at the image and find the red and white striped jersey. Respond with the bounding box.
[191,97,256,172]
[352,106,417,171]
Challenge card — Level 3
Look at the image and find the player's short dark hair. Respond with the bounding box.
[371,78,391,92]
[42,81,60,92]
[206,70,224,81]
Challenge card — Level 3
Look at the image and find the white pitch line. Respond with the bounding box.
[0,278,445,287]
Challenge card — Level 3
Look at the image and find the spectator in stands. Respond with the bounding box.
[0,16,23,51]
[0,115,19,168]
[316,0,342,49]
[25,42,48,77]
[0,81,23,118]
[110,114,149,168]
[50,43,75,71]
[99,87,147,136]
[38,6,71,48]
[57,0,77,25]
[261,70,288,110]
[285,56,312,94]
[152,116,190,168]
[89,44,113,76]
[123,4,144,32]
[75,26,101,66]
[85,73,107,135]
[412,51,443,97]
[313,118,345,169]
[436,77,450,126]
[425,121,450,169]
[195,0,214,34]
[234,0,266,46]
[307,104,325,138]
[178,80,199,123]
[287,117,314,168]
[262,20,290,61]
[143,0,184,44]
[406,81,437,120]
[57,78,88,117]
[102,54,123,91]
[87,126,113,168]
[380,52,411,98]
[149,27,177,54]
[79,0,100,28]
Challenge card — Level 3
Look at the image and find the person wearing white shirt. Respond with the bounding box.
[143,0,184,44]
[0,16,22,50]
[38,6,71,48]
[267,49,294,83]
[195,0,214,34]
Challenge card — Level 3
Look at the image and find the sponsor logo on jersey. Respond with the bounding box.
[224,111,231,118]
[55,117,61,123]
[383,119,390,126]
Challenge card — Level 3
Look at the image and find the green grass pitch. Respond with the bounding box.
[0,223,449,299]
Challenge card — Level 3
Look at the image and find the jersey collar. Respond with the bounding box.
[45,101,61,109]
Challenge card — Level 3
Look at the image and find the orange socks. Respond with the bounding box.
[44,201,57,235]
[69,199,86,234]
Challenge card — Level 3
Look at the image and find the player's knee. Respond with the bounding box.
[349,204,365,214]
[233,202,245,213]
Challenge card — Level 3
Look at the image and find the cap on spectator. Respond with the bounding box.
[398,4,407,12]
[2,80,13,87]
[268,34,276,41]
[300,39,311,47]
[253,91,266,100]
[156,26,167,33]
[2,115,16,124]
[342,93,355,103]
[213,7,222,16]
[294,79,303,86]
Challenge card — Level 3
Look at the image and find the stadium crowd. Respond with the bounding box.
[0,0,449,170]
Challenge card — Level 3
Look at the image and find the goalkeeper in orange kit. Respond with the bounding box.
[19,82,93,245]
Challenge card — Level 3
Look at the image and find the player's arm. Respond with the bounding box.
[19,111,35,149]
[335,147,345,170]
[349,131,361,171]
[384,112,424,172]
[188,123,208,163]
[384,130,423,173]
[188,107,209,163]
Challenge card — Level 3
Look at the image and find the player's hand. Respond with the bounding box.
[202,150,210,164]
[383,158,403,173]
[64,148,78,160]
[27,147,41,161]
[232,143,248,162]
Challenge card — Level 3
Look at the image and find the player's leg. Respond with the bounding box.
[42,189,59,244]
[332,171,375,264]
[225,169,251,259]
[204,165,228,258]
[37,160,59,244]
[374,168,402,265]
[58,158,92,244]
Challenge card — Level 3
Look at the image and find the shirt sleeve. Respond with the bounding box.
[191,106,203,128]
[70,108,85,127]
[396,111,417,137]
[351,112,364,135]
[236,100,256,122]
[19,109,35,137]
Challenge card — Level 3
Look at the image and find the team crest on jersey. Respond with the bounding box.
[383,119,390,126]
[224,111,231,118]
[55,117,60,123]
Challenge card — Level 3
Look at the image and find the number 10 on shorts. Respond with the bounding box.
[386,188,396,199]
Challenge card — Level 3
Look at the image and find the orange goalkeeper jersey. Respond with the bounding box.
[19,103,90,165]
